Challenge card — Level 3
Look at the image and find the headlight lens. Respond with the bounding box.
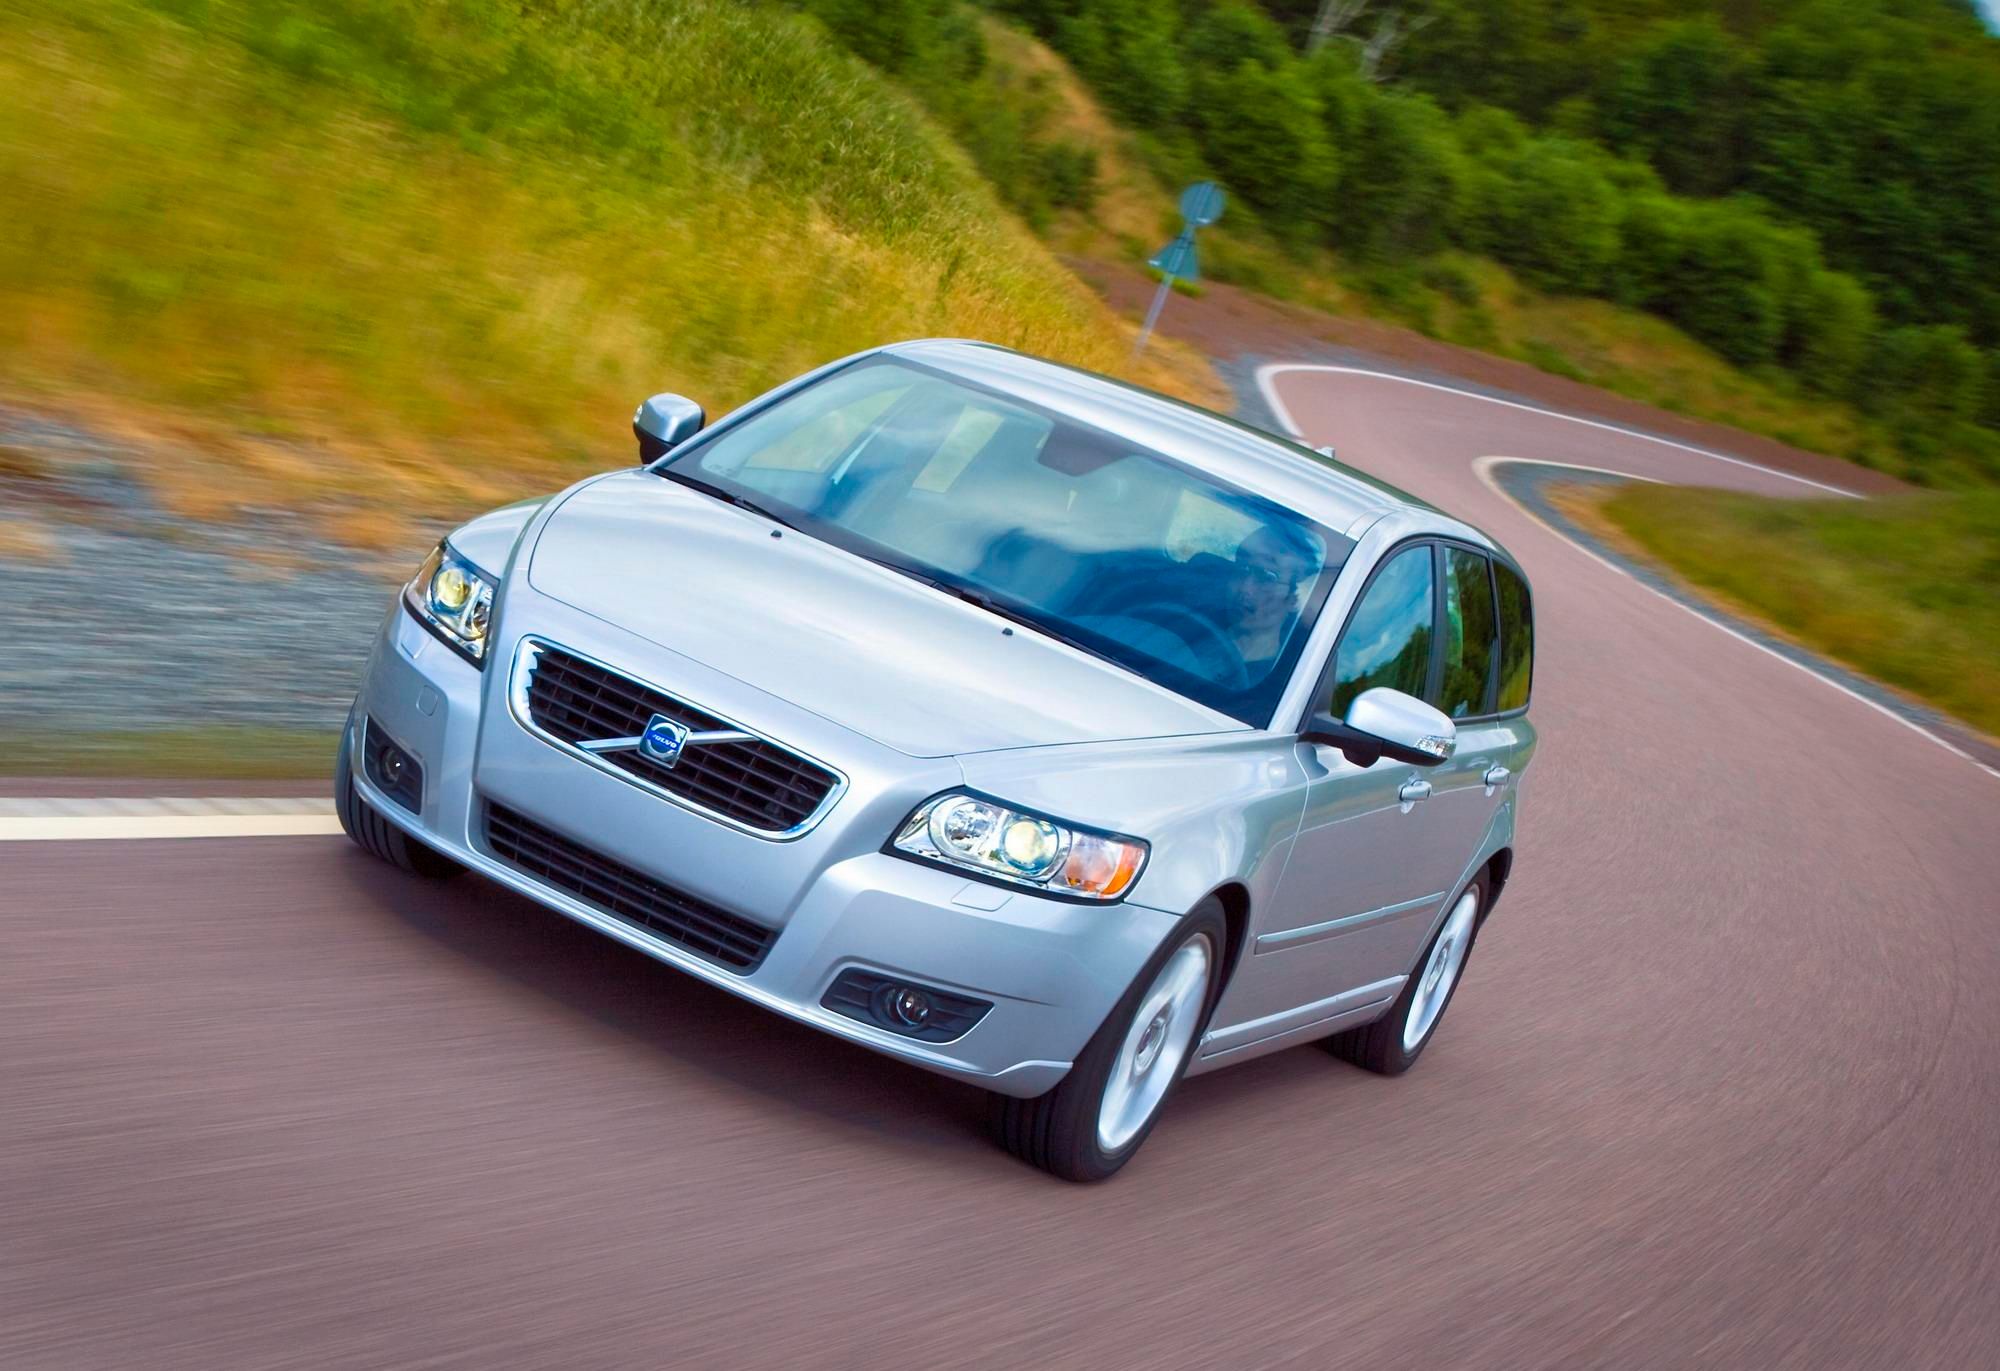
[893,793,1148,902]
[403,542,497,665]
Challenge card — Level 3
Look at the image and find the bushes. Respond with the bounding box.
[1335,91,1462,260]
[1609,191,1689,312]
[977,0,1997,460]
[1661,202,1795,367]
[1597,17,1750,198]
[1192,59,1337,230]
[1785,268,1874,398]
[1867,327,1989,425]
[1038,141,1101,212]
[1474,138,1622,293]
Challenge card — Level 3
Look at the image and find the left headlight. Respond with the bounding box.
[891,792,1149,903]
[403,542,497,666]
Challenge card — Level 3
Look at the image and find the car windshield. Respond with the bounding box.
[660,357,1348,725]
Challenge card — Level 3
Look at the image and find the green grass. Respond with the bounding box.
[0,0,1210,535]
[0,728,337,778]
[1597,485,2000,737]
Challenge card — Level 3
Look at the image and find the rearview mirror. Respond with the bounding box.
[634,393,705,462]
[1300,687,1456,768]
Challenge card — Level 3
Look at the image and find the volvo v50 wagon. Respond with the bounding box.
[337,341,1536,1181]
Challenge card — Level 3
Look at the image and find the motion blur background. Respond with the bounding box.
[1,0,1995,772]
[6,5,2000,1367]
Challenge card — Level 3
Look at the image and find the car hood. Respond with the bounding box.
[525,471,1240,758]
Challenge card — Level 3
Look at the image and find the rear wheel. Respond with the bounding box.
[1326,873,1486,1075]
[993,900,1226,1182]
[335,709,461,879]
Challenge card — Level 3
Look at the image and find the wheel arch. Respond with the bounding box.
[1204,879,1253,1002]
[1480,846,1513,924]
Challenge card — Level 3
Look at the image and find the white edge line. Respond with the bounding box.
[1472,455,1998,782]
[0,801,343,842]
[1255,362,1864,498]
[0,815,344,841]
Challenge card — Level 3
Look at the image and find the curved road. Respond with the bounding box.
[6,368,1998,1367]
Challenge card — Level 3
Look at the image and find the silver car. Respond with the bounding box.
[338,341,1537,1181]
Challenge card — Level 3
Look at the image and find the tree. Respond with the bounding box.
[1598,17,1751,197]
[1662,200,1792,366]
[1334,91,1464,259]
[1869,326,1988,423]
[1786,268,1876,398]
[1195,59,1340,230]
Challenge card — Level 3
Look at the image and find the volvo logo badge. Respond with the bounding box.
[638,713,690,767]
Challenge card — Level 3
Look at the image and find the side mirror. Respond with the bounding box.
[1300,687,1456,768]
[633,393,705,462]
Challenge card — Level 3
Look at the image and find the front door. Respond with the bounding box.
[1246,543,1468,1023]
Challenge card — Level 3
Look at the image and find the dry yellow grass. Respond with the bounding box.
[0,518,65,563]
[0,0,1218,550]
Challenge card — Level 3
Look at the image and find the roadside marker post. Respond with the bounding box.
[1133,181,1226,358]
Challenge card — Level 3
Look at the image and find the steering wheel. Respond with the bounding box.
[1125,600,1248,687]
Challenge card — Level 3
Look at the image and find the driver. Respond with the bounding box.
[1224,523,1318,678]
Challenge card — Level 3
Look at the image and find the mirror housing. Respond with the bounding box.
[634,393,705,462]
[1300,687,1456,768]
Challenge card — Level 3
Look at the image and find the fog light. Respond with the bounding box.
[362,718,423,814]
[821,970,991,1042]
[885,986,933,1029]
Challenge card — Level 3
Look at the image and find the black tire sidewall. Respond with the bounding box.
[1043,900,1229,1180]
[1385,871,1488,1070]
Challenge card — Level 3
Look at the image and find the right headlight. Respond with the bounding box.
[891,792,1149,903]
[402,542,496,666]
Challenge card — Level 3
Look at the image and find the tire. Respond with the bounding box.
[1326,872,1487,1076]
[993,899,1227,1183]
[335,708,461,880]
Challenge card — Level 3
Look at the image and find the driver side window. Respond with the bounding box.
[1327,545,1435,717]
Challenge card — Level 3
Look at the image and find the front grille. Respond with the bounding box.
[483,802,776,971]
[522,643,838,833]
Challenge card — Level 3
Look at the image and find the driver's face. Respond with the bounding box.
[1229,534,1309,632]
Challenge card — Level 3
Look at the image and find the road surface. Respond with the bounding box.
[6,367,1997,1368]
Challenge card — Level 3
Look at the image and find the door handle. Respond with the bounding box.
[1398,778,1433,804]
[1483,765,1511,788]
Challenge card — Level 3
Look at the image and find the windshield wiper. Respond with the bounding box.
[840,546,1113,662]
[657,469,798,531]
[930,581,1132,672]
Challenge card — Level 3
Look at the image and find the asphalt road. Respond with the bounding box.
[6,367,1998,1368]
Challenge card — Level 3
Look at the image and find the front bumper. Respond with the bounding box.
[347,601,1179,1098]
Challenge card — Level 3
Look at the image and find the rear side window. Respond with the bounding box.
[1328,545,1434,716]
[1494,561,1534,712]
[1437,548,1498,718]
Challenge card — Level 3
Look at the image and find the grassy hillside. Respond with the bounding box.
[1597,485,2000,737]
[0,0,1215,543]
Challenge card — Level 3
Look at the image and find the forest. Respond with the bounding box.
[806,0,2000,483]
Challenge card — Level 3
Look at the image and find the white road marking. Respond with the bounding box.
[1255,362,1865,498]
[1253,360,1992,780]
[0,797,341,841]
[1471,456,1999,782]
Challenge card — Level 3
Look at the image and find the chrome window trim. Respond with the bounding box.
[507,635,849,841]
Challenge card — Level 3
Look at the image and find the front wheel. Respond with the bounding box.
[993,900,1226,1182]
[1326,873,1486,1075]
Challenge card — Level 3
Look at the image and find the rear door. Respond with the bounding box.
[1420,544,1527,896]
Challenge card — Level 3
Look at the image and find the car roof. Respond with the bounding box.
[885,339,1483,548]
